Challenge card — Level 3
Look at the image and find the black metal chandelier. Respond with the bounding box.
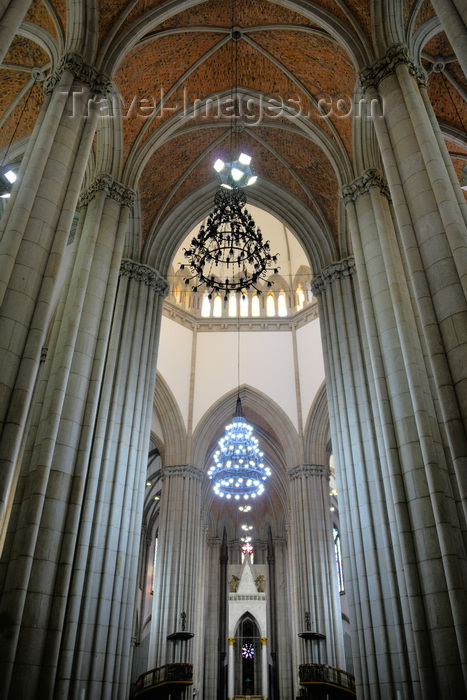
[180,154,279,298]
[207,397,272,500]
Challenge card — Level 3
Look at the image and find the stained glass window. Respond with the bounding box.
[241,540,254,564]
[242,642,255,659]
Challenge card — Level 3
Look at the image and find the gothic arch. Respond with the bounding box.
[304,381,331,467]
[153,370,187,465]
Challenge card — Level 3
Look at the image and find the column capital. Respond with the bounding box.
[78,173,136,209]
[261,637,268,645]
[272,535,287,550]
[359,44,427,91]
[161,464,205,481]
[311,257,355,297]
[120,259,170,297]
[341,168,391,205]
[228,637,235,646]
[288,464,331,481]
[44,52,112,95]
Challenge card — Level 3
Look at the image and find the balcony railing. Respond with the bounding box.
[135,663,193,697]
[299,663,356,696]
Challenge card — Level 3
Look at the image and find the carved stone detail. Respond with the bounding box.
[359,44,427,91]
[161,465,205,481]
[311,257,355,297]
[288,464,331,481]
[120,259,170,298]
[78,173,135,209]
[341,169,391,205]
[44,52,112,95]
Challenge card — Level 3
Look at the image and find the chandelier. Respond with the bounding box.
[180,155,279,297]
[207,397,271,499]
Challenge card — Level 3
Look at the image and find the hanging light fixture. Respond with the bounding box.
[180,17,279,297]
[207,396,271,499]
[180,180,279,298]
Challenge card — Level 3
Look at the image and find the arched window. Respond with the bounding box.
[228,294,237,317]
[278,292,287,316]
[240,294,248,317]
[266,293,275,317]
[296,285,305,310]
[213,295,222,317]
[201,295,211,317]
[251,294,260,317]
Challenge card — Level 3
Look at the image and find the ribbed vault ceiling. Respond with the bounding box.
[1,0,466,269]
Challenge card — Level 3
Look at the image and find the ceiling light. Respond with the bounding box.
[4,170,16,183]
[238,153,251,165]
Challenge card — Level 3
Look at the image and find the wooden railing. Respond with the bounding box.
[135,663,193,695]
[299,663,356,694]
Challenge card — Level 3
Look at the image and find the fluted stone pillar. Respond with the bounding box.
[288,464,344,672]
[53,259,168,700]
[0,174,137,700]
[0,53,110,531]
[148,465,206,695]
[361,46,467,447]
[312,259,416,699]
[271,536,291,700]
[204,537,222,700]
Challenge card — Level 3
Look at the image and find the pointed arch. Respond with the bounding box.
[153,371,187,465]
[304,380,330,466]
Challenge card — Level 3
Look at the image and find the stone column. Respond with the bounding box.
[0,0,32,63]
[0,52,110,531]
[271,536,291,700]
[53,259,168,700]
[261,637,268,699]
[312,259,414,699]
[361,46,467,445]
[204,537,222,700]
[0,174,136,700]
[148,465,206,682]
[333,162,467,698]
[287,464,344,671]
[227,637,235,700]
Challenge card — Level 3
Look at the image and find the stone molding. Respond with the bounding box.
[161,464,205,481]
[341,168,391,205]
[44,52,112,95]
[120,259,170,298]
[359,44,427,91]
[79,173,135,209]
[311,257,355,297]
[288,464,331,481]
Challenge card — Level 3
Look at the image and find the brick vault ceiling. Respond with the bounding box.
[1,0,466,256]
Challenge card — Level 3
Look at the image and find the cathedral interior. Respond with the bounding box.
[0,1,467,699]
